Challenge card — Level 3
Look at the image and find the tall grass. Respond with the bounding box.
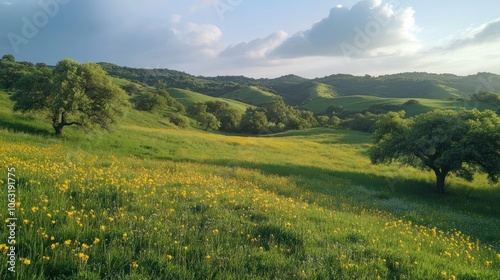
[0,89,499,279]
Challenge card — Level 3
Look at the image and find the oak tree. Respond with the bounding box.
[369,109,500,193]
[11,59,129,135]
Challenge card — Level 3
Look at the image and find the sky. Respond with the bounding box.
[1,0,499,78]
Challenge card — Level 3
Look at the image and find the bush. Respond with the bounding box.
[403,99,420,105]
[470,91,500,106]
[169,113,190,128]
[198,112,220,131]
[132,92,167,111]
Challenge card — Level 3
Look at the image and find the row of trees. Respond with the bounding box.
[187,99,321,134]
[122,82,185,113]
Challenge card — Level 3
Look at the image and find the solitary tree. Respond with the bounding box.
[369,109,500,193]
[11,59,129,135]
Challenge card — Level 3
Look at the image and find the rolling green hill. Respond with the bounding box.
[98,62,500,102]
[265,81,338,106]
[1,85,499,278]
[220,86,280,106]
[302,95,499,116]
[168,88,252,113]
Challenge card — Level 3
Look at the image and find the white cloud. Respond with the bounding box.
[173,22,222,46]
[220,31,288,59]
[438,18,500,50]
[270,0,420,58]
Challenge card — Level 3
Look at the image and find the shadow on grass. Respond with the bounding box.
[0,116,52,136]
[187,158,500,244]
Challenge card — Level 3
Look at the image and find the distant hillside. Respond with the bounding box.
[314,72,500,99]
[168,88,251,113]
[98,63,242,96]
[220,86,279,106]
[273,81,338,105]
[302,95,499,116]
[313,75,460,99]
[98,62,500,105]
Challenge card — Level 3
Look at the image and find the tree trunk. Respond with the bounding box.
[53,125,64,135]
[52,113,63,136]
[52,111,81,135]
[434,170,448,194]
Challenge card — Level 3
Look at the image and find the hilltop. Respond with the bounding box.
[100,63,500,115]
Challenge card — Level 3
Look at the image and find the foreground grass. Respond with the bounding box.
[1,89,499,279]
[1,124,499,279]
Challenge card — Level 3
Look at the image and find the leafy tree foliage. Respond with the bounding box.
[11,59,129,135]
[198,112,220,131]
[326,104,345,116]
[341,112,380,133]
[471,91,500,107]
[1,54,15,62]
[218,107,242,132]
[262,98,289,125]
[316,115,341,128]
[188,101,241,132]
[188,102,208,116]
[0,58,35,89]
[121,83,141,95]
[169,113,190,128]
[240,108,268,134]
[132,92,167,111]
[370,109,500,193]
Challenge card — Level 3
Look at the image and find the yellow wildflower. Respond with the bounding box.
[131,262,139,269]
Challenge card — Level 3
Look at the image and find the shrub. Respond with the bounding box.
[169,113,190,128]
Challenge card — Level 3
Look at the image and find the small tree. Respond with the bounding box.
[132,92,167,111]
[11,59,129,135]
[218,107,242,132]
[198,112,220,131]
[369,109,500,193]
[240,108,268,134]
[1,54,15,62]
[263,98,289,125]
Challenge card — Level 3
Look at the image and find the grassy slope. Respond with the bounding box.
[169,88,252,113]
[1,89,499,279]
[302,95,498,116]
[220,86,279,106]
[309,82,337,99]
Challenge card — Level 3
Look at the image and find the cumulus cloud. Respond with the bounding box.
[220,31,288,59]
[270,0,420,58]
[439,18,500,50]
[178,23,222,46]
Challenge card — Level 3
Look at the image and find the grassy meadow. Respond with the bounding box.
[220,86,278,106]
[302,95,498,116]
[1,89,499,279]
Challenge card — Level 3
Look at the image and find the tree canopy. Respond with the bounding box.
[369,109,500,193]
[11,59,129,135]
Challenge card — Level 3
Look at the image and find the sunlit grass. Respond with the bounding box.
[0,89,499,279]
[1,126,499,279]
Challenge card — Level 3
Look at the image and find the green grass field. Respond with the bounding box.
[302,95,498,116]
[220,86,279,106]
[169,88,252,113]
[1,89,499,279]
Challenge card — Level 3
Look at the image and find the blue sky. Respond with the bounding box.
[1,0,499,78]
